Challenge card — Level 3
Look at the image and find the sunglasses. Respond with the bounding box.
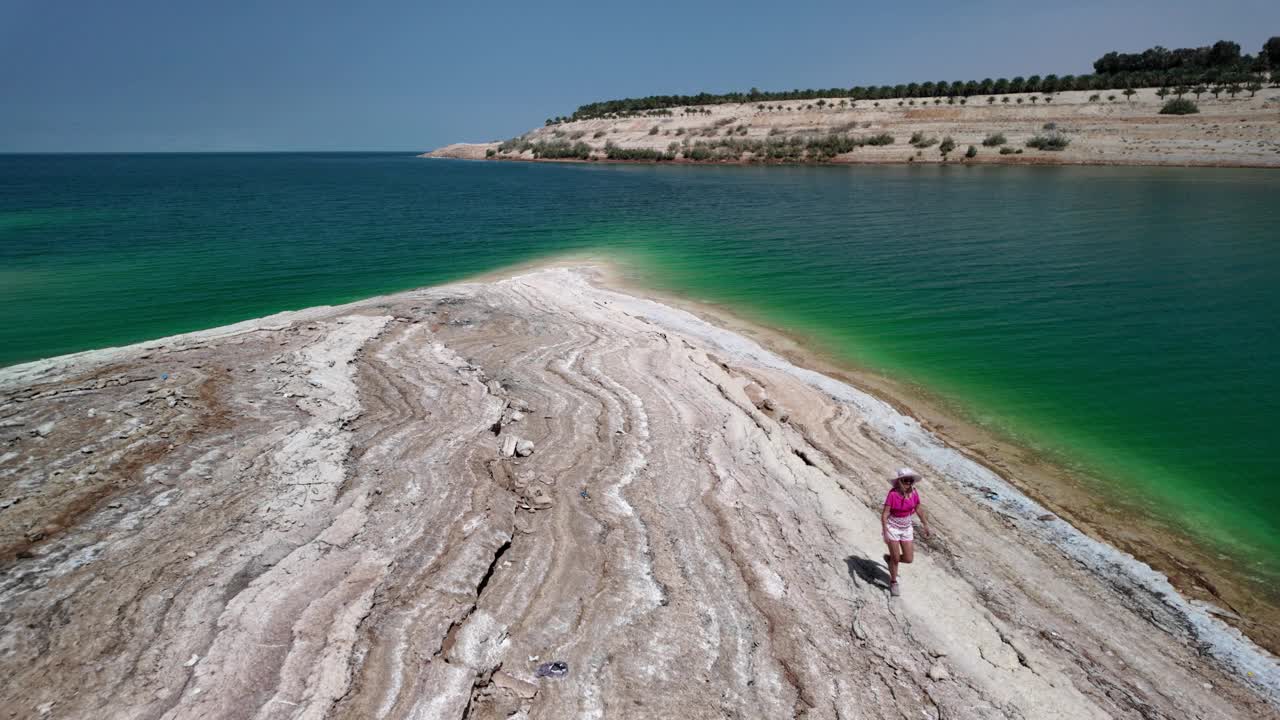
[900,478,917,485]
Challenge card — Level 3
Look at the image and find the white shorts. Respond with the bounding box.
[884,515,914,543]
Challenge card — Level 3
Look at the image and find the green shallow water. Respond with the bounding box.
[2,153,1277,588]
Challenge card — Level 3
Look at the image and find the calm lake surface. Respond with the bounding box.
[2,153,1277,585]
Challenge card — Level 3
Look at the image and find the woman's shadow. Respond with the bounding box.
[845,554,891,589]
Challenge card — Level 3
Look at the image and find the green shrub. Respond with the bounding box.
[768,127,786,136]
[999,146,1017,155]
[1026,133,1070,151]
[864,133,894,146]
[528,140,592,160]
[485,148,496,158]
[1042,122,1056,130]
[910,131,938,148]
[649,126,660,135]
[939,136,956,155]
[1159,98,1200,115]
[1088,94,1101,102]
[593,130,607,139]
[686,145,713,161]
[498,137,534,154]
[965,145,977,158]
[981,133,1006,146]
[570,130,586,139]
[605,144,669,161]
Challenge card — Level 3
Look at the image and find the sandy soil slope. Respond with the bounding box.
[0,266,1275,719]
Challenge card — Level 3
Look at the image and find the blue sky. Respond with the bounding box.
[2,0,1277,152]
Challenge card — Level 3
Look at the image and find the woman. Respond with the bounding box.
[881,467,932,597]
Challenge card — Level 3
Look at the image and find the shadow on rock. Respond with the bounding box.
[845,554,890,589]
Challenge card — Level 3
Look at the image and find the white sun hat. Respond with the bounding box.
[892,467,921,482]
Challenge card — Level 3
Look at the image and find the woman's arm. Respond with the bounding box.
[881,504,891,538]
[916,503,932,538]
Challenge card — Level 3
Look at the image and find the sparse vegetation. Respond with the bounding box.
[1159,98,1200,114]
[1026,133,1070,150]
[505,139,592,160]
[561,37,1274,121]
[645,131,903,163]
[498,136,533,154]
[910,131,938,148]
[604,141,673,161]
[491,38,1279,166]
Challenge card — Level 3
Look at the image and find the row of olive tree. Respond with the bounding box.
[560,37,1276,122]
[1094,39,1274,75]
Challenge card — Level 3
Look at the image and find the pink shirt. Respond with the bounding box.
[884,489,920,518]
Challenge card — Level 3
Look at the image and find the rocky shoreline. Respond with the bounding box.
[1,265,1276,718]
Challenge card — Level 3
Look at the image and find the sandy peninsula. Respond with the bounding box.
[425,87,1280,168]
[0,264,1276,719]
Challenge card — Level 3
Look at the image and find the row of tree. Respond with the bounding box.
[562,37,1278,122]
[1094,39,1278,75]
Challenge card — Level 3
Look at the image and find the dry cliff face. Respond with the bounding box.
[427,87,1280,167]
[0,268,1272,719]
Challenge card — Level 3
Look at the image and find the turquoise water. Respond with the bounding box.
[2,153,1277,587]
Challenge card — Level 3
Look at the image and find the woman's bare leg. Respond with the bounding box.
[899,541,914,566]
[885,540,901,584]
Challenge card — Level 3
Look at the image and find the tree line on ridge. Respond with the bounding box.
[548,37,1279,124]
